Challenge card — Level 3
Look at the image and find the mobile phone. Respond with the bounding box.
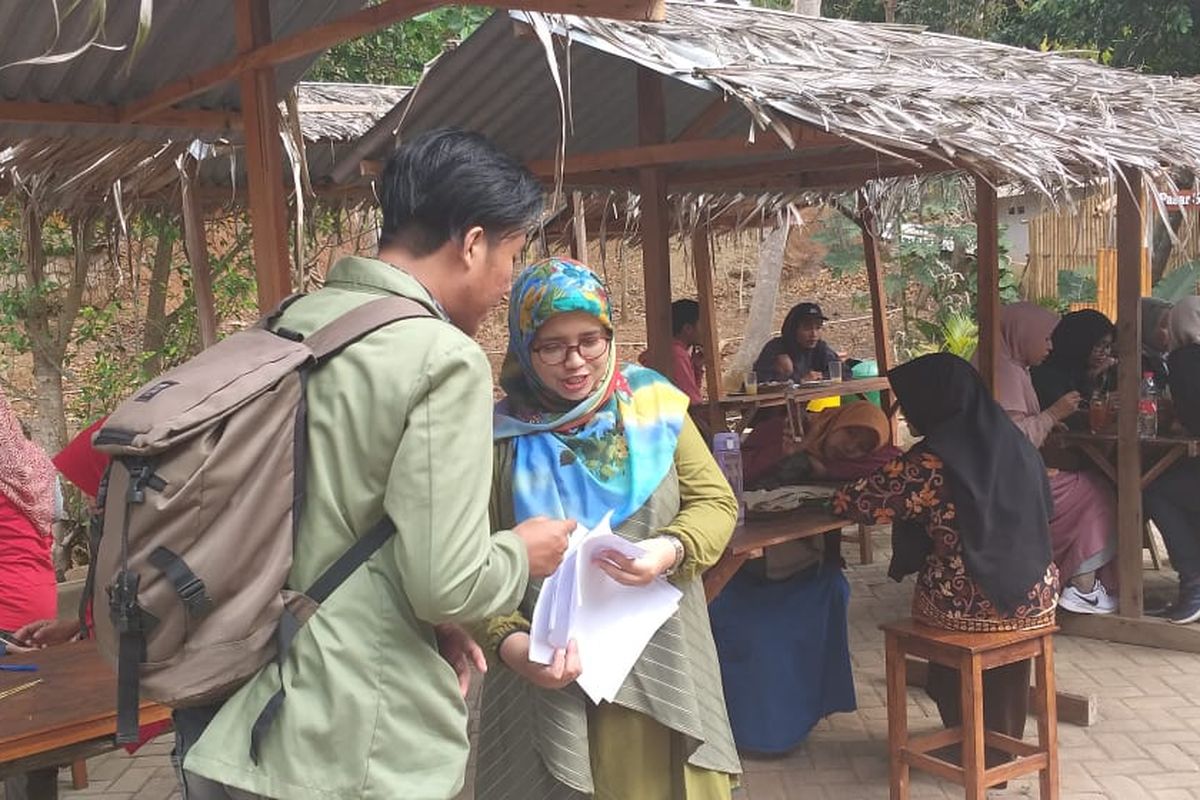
[0,631,23,647]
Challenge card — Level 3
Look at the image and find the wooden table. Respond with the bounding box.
[1050,431,1200,489]
[703,507,851,600]
[705,376,893,433]
[0,641,171,779]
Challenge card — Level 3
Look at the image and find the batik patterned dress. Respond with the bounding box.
[834,446,1059,632]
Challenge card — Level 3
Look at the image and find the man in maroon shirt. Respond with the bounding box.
[668,299,706,404]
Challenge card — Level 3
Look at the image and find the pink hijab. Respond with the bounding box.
[0,390,55,537]
[997,302,1060,416]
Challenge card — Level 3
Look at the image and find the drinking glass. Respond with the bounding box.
[743,371,758,396]
[827,360,843,381]
[1088,392,1108,434]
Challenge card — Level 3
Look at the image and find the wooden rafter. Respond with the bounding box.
[119,0,665,125]
[526,133,803,178]
[0,101,240,131]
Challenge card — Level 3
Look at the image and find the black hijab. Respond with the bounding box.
[1033,310,1115,403]
[890,354,1053,614]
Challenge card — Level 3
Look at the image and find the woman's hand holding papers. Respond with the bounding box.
[594,537,679,586]
[500,633,583,690]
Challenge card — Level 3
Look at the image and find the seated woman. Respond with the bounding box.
[835,354,1058,747]
[0,391,59,800]
[1031,309,1117,424]
[742,400,902,490]
[752,302,838,383]
[477,258,741,800]
[1145,296,1200,624]
[996,303,1118,615]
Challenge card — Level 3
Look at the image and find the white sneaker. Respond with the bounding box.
[1059,581,1117,615]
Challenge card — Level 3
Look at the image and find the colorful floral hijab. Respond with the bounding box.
[494,258,689,528]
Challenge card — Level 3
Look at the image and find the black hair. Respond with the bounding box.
[671,299,701,335]
[377,128,543,257]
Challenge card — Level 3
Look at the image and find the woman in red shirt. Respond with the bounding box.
[0,391,56,644]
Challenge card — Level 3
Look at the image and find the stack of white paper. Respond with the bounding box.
[529,512,683,704]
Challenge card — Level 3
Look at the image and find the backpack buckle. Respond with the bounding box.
[110,570,144,635]
[177,575,214,618]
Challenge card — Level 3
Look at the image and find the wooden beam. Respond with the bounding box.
[673,97,731,142]
[692,223,724,430]
[1058,610,1200,653]
[121,0,664,124]
[179,157,219,350]
[527,133,797,178]
[975,175,1000,395]
[236,0,292,312]
[638,67,674,379]
[0,101,240,131]
[1116,165,1145,618]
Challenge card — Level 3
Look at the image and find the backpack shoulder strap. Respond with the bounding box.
[303,295,434,363]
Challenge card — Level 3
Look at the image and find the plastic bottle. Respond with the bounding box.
[712,431,745,525]
[1138,372,1159,439]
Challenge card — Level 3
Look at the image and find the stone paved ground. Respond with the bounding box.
[15,544,1198,800]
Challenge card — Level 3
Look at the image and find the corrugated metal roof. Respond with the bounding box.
[386,12,751,165]
[0,0,365,141]
[378,5,1200,197]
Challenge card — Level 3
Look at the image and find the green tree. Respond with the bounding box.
[998,0,1200,76]
[307,7,491,86]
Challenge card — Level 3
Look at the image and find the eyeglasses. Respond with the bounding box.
[532,335,611,366]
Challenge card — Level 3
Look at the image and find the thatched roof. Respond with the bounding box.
[376,5,1200,200]
[0,82,408,214]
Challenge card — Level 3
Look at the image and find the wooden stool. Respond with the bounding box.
[880,618,1060,800]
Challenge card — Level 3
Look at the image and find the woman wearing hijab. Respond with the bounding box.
[1031,309,1117,419]
[13,418,110,648]
[834,354,1058,748]
[995,302,1118,615]
[477,258,741,799]
[742,400,902,489]
[0,393,56,646]
[0,391,59,800]
[1142,297,1174,388]
[752,302,839,383]
[1144,296,1200,624]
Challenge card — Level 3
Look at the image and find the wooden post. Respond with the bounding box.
[235,0,292,312]
[692,223,724,429]
[1116,166,1145,618]
[638,67,673,376]
[975,175,1001,395]
[180,157,219,349]
[858,190,897,437]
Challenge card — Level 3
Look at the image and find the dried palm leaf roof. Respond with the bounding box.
[562,3,1200,191]
[0,82,408,214]
[380,4,1200,202]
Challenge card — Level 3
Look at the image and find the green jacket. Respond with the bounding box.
[184,256,529,800]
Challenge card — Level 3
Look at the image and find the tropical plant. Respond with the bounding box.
[1153,260,1200,302]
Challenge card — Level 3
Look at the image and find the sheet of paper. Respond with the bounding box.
[527,512,683,701]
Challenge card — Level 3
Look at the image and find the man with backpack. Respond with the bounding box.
[160,129,573,799]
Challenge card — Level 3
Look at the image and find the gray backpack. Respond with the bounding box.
[86,294,432,758]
